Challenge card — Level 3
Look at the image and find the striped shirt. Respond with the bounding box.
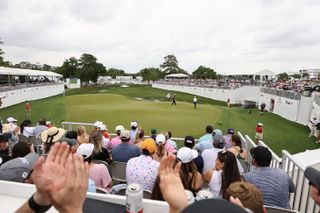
[244,167,295,209]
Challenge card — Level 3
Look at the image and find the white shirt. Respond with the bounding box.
[193,97,197,103]
[201,147,224,173]
[23,127,35,138]
[208,170,222,198]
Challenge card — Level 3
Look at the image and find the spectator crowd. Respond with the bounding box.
[0,116,319,213]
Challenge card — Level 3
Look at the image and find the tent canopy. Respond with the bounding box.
[0,66,62,77]
[165,73,189,79]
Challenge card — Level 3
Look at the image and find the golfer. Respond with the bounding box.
[193,96,197,109]
[172,94,177,106]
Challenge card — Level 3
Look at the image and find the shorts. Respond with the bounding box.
[255,132,263,140]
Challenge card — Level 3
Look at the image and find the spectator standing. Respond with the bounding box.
[255,123,263,145]
[126,138,159,191]
[193,96,197,109]
[184,136,203,173]
[25,101,31,117]
[130,121,138,143]
[108,125,124,150]
[112,130,141,162]
[244,146,295,209]
[194,125,213,153]
[33,118,48,137]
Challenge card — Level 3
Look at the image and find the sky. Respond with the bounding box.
[0,0,320,74]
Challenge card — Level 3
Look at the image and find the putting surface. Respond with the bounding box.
[65,94,221,137]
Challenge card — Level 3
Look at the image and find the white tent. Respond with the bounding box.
[0,66,62,77]
[165,73,189,79]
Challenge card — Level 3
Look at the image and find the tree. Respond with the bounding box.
[107,68,125,78]
[292,74,301,79]
[192,66,217,79]
[0,38,11,67]
[78,53,106,83]
[137,67,163,83]
[160,55,184,75]
[56,57,79,79]
[277,72,289,81]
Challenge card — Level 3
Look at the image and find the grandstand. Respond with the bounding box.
[0,68,320,213]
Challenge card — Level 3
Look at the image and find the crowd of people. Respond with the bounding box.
[0,117,319,212]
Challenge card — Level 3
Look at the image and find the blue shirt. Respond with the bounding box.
[112,143,141,163]
[244,167,295,209]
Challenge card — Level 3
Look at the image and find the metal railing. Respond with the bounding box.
[260,87,302,100]
[282,150,319,213]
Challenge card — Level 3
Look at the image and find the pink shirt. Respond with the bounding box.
[109,136,122,150]
[165,142,177,154]
[89,164,112,192]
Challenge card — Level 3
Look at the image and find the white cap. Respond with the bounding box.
[94,121,103,127]
[156,134,166,145]
[258,122,263,126]
[177,147,198,164]
[7,117,17,123]
[76,144,94,159]
[98,124,107,131]
[130,121,138,128]
[115,125,125,132]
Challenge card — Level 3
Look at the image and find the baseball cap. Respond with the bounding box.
[0,133,11,143]
[177,147,198,164]
[181,198,247,213]
[98,124,107,131]
[41,127,66,143]
[156,134,166,145]
[257,123,263,126]
[305,167,320,190]
[76,143,94,159]
[213,129,223,136]
[6,117,17,123]
[0,153,39,183]
[115,125,125,132]
[94,121,103,127]
[120,130,131,141]
[213,135,225,146]
[184,136,195,147]
[140,138,156,154]
[227,128,234,134]
[250,146,272,165]
[131,121,138,128]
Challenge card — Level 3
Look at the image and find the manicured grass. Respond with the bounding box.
[1,85,319,155]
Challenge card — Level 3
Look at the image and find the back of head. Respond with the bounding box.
[213,135,225,149]
[184,136,195,149]
[226,182,264,213]
[206,125,213,134]
[65,131,78,140]
[20,119,32,134]
[11,141,31,159]
[250,146,272,167]
[231,135,242,147]
[38,118,47,126]
[77,125,87,136]
[138,129,144,139]
[168,131,172,139]
[89,131,103,153]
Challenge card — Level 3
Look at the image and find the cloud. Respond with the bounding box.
[1,0,320,74]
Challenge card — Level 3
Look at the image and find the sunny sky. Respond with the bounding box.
[0,0,320,74]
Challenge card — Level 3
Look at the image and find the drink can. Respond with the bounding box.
[185,190,195,205]
[126,183,143,213]
[196,190,213,201]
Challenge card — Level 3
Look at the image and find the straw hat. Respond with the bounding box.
[41,127,66,143]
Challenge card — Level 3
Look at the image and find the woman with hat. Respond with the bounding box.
[41,127,66,154]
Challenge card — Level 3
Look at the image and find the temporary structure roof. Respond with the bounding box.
[0,66,62,77]
[165,73,189,78]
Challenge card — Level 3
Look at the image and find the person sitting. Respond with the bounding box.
[153,134,169,162]
[33,118,48,137]
[244,146,295,209]
[77,143,112,193]
[108,125,125,150]
[162,131,177,154]
[194,125,213,153]
[304,167,320,209]
[40,127,66,154]
[184,135,203,173]
[77,125,89,144]
[223,128,234,149]
[226,181,265,213]
[20,119,35,138]
[130,121,138,143]
[167,131,177,150]
[177,147,203,195]
[133,129,144,147]
[98,124,111,149]
[150,128,157,141]
[89,131,111,164]
[203,150,242,198]
[0,133,12,165]
[228,135,247,160]
[201,135,225,173]
[11,141,33,159]
[126,138,159,191]
[112,129,141,163]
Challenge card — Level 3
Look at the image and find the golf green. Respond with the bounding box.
[65,94,221,138]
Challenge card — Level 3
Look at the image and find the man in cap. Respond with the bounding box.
[201,135,225,173]
[108,125,125,150]
[2,117,18,133]
[194,125,213,153]
[126,138,159,191]
[130,121,138,143]
[305,167,320,208]
[112,129,141,162]
[0,133,11,165]
[0,152,39,183]
[150,128,157,141]
[244,146,295,209]
[184,136,203,173]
